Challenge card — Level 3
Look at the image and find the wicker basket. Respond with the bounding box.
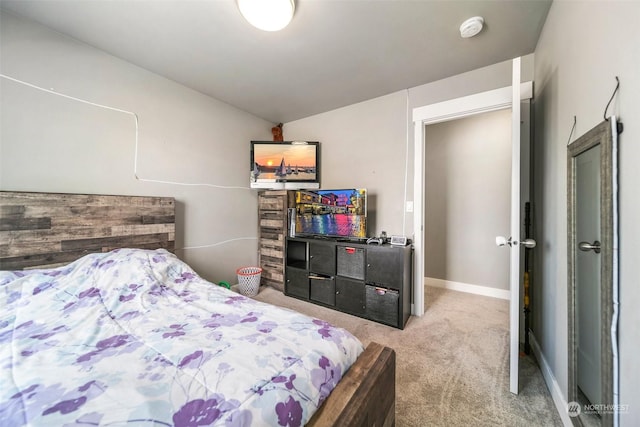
[236,266,262,296]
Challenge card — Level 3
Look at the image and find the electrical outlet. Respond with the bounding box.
[406,201,414,212]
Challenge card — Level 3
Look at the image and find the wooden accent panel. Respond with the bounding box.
[308,342,396,427]
[257,190,294,291]
[0,192,175,270]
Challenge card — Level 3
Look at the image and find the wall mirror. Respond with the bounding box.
[567,118,619,427]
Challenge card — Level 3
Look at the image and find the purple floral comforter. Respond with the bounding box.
[0,248,363,426]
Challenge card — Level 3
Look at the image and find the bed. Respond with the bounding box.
[0,191,395,426]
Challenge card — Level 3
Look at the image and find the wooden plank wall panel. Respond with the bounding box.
[0,191,175,270]
[257,190,294,291]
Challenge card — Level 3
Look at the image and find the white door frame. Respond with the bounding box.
[412,59,532,394]
[411,80,533,315]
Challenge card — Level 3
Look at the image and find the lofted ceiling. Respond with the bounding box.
[0,0,552,123]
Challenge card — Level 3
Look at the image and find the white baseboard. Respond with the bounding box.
[529,332,572,427]
[425,277,510,300]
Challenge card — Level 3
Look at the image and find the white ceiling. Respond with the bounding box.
[0,0,552,123]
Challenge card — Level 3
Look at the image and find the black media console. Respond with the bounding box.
[285,236,413,329]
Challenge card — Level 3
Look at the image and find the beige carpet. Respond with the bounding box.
[254,285,562,427]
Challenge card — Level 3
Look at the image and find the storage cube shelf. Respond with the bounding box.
[285,237,413,329]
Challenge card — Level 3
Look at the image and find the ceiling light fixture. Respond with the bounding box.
[459,16,484,38]
[237,0,295,32]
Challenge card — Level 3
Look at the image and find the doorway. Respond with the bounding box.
[412,59,532,393]
[423,109,512,298]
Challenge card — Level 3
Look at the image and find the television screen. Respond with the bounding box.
[295,189,367,239]
[250,141,320,189]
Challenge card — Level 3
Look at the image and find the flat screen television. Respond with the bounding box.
[294,189,367,240]
[250,141,320,189]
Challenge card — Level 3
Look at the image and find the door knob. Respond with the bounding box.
[496,236,536,248]
[578,240,601,254]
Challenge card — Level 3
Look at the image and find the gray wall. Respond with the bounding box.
[408,54,535,109]
[0,10,533,283]
[532,1,640,422]
[406,55,534,247]
[0,11,272,284]
[283,91,409,237]
[284,55,534,240]
[14,5,638,417]
[424,109,511,290]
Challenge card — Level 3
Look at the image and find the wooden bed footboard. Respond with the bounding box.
[308,342,396,427]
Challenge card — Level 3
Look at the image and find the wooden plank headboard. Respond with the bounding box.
[0,191,175,270]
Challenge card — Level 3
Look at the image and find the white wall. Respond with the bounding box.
[0,11,273,284]
[533,0,640,422]
[425,109,511,290]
